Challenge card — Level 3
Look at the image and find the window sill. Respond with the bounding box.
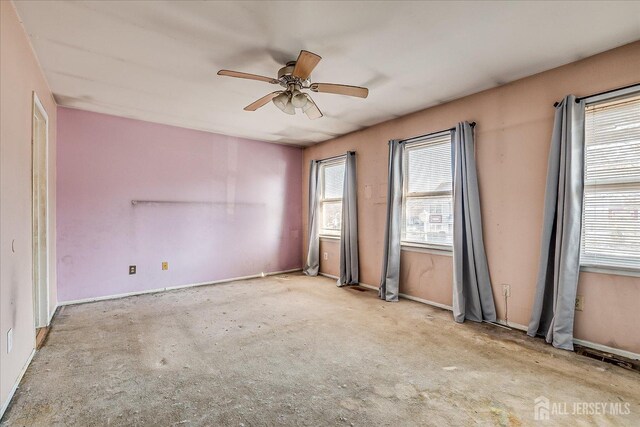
[319,235,340,241]
[580,265,640,278]
[401,243,453,257]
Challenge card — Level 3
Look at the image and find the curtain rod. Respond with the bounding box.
[316,151,354,163]
[553,82,640,107]
[401,122,476,145]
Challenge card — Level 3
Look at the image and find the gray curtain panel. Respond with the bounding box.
[452,122,497,323]
[338,152,359,286]
[303,160,320,276]
[379,140,404,302]
[527,95,585,351]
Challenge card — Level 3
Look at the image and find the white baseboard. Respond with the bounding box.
[319,273,453,310]
[398,292,453,311]
[319,272,339,281]
[489,322,639,361]
[47,304,57,325]
[357,282,378,292]
[318,273,638,360]
[573,338,640,361]
[490,319,528,332]
[1,304,58,418]
[59,268,302,306]
[0,349,36,419]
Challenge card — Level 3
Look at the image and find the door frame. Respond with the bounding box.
[32,91,50,328]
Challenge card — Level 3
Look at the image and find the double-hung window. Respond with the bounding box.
[581,91,640,272]
[401,132,454,250]
[319,159,345,237]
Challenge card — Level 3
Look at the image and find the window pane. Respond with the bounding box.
[582,186,640,269]
[403,197,453,246]
[585,96,640,183]
[323,163,345,199]
[581,94,640,270]
[407,136,452,194]
[321,201,342,234]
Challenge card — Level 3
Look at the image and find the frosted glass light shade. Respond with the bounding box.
[273,92,290,111]
[291,90,309,109]
[273,92,296,115]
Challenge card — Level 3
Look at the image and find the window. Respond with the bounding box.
[319,159,345,236]
[402,132,453,249]
[581,93,640,271]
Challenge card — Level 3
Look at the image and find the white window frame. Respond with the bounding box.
[401,131,454,252]
[580,85,640,277]
[318,158,346,238]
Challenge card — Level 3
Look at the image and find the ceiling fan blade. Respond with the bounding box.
[244,91,282,111]
[218,70,278,84]
[292,50,321,80]
[310,83,368,98]
[304,95,323,120]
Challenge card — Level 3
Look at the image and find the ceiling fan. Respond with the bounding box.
[217,50,368,120]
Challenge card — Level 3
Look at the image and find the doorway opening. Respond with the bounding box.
[32,92,50,342]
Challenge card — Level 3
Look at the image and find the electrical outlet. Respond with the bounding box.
[7,328,13,354]
[129,265,136,275]
[502,284,511,297]
[162,261,168,271]
[323,252,328,260]
[575,295,584,311]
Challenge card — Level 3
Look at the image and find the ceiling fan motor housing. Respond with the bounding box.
[277,61,309,88]
[278,61,296,77]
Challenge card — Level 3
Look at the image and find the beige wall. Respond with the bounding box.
[303,41,640,355]
[1,1,57,412]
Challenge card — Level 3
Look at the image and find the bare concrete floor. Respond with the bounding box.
[2,273,639,426]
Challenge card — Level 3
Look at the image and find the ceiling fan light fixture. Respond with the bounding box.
[273,92,290,111]
[291,90,308,109]
[273,91,296,115]
[283,99,296,115]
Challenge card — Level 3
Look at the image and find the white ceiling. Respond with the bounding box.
[14,1,640,146]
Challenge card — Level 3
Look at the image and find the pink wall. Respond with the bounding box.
[303,41,640,355]
[1,1,58,412]
[57,107,302,302]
